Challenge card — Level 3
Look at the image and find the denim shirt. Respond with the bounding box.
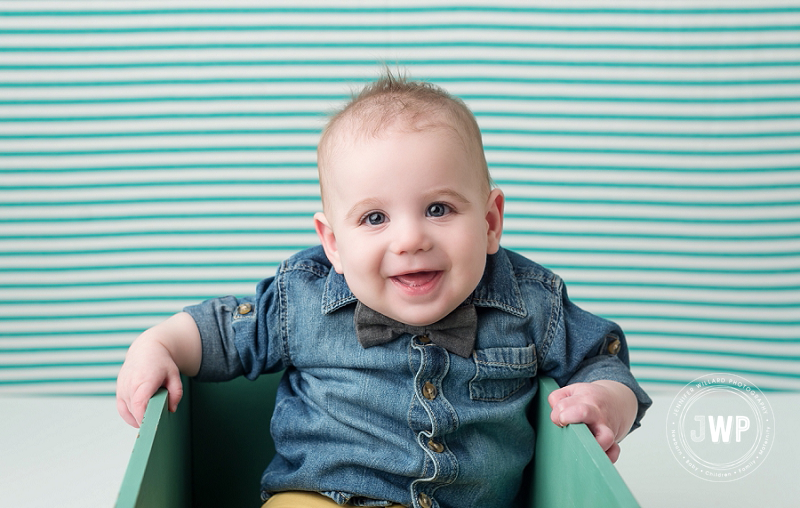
[184,246,651,508]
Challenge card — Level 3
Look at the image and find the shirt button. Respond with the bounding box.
[419,335,431,344]
[607,337,621,355]
[422,382,437,400]
[418,492,433,508]
[237,303,253,315]
[427,439,444,453]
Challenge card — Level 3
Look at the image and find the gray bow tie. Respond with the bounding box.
[354,302,477,358]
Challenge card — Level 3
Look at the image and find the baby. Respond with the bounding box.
[117,71,651,508]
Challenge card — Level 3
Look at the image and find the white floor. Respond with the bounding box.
[1,391,798,508]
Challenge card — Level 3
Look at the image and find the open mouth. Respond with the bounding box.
[391,271,442,291]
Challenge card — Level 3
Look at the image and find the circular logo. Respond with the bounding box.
[666,373,775,482]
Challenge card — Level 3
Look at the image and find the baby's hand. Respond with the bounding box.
[547,380,638,463]
[116,337,183,428]
[116,312,202,428]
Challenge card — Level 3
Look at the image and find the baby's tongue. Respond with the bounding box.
[394,271,437,287]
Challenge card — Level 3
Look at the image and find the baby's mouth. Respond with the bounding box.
[391,271,441,288]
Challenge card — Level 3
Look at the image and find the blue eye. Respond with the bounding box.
[364,212,386,226]
[426,203,451,217]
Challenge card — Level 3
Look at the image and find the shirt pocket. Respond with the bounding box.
[469,344,537,402]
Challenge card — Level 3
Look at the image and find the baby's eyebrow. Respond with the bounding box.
[425,188,471,204]
[344,198,384,221]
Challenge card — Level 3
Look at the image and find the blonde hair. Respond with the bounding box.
[317,70,492,209]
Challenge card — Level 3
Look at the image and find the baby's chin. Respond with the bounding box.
[375,303,459,327]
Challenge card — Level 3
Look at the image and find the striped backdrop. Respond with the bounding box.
[1,2,798,396]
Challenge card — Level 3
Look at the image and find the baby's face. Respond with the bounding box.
[315,126,503,326]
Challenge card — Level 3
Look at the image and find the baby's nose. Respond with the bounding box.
[390,221,433,255]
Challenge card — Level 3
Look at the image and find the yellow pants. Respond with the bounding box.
[262,491,405,508]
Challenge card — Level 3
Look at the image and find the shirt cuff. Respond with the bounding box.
[183,296,246,382]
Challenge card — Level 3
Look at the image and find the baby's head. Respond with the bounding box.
[314,71,504,326]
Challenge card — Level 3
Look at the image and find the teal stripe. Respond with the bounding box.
[505,196,800,206]
[1,262,797,277]
[0,246,313,256]
[3,23,800,34]
[1,229,797,242]
[1,180,319,190]
[7,391,117,397]
[0,313,171,321]
[6,77,800,89]
[631,363,800,379]
[485,128,800,140]
[0,212,314,222]
[0,329,160,338]
[3,127,800,140]
[3,58,800,69]
[576,298,800,309]
[570,281,800,291]
[505,213,800,226]
[3,145,800,157]
[2,245,797,258]
[0,280,259,289]
[4,112,800,123]
[17,177,800,192]
[607,315,800,326]
[4,7,800,15]
[1,328,795,342]
[5,195,797,207]
[0,345,129,354]
[5,42,800,52]
[2,280,797,292]
[0,146,317,156]
[2,163,797,175]
[626,330,800,343]
[633,378,795,392]
[513,246,800,259]
[0,196,319,206]
[0,94,345,105]
[0,296,221,305]
[0,76,800,89]
[0,361,122,370]
[490,145,800,156]
[3,212,798,226]
[631,346,800,363]
[3,94,799,105]
[2,299,796,323]
[0,129,320,140]
[492,162,800,174]
[0,377,117,385]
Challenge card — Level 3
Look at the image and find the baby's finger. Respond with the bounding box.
[130,381,159,426]
[586,421,616,453]
[550,399,600,428]
[164,370,184,413]
[606,442,621,463]
[117,396,139,428]
[547,385,574,409]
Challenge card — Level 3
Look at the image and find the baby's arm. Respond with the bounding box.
[116,312,202,428]
[547,380,638,463]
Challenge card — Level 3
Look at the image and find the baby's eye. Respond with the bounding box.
[426,203,451,218]
[363,211,386,226]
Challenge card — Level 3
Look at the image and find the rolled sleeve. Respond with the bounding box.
[184,296,250,381]
[540,281,652,432]
[183,275,287,382]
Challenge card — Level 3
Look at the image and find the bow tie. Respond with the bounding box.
[354,302,477,358]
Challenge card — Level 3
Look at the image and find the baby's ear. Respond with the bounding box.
[485,188,505,254]
[314,212,344,273]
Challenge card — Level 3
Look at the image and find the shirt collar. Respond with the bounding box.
[321,247,527,318]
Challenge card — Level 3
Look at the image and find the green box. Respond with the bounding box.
[116,376,639,508]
